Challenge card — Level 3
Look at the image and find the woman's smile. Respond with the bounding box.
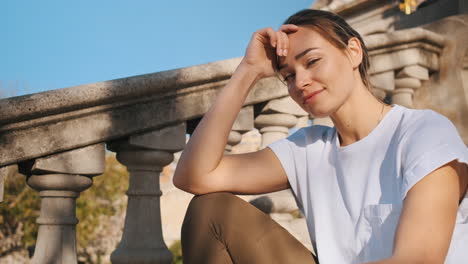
[303,88,325,104]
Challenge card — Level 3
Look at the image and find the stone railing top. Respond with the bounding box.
[0,57,243,126]
[364,27,445,74]
[312,0,388,14]
[0,57,288,167]
[364,27,445,54]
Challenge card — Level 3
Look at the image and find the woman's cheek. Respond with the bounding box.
[314,60,332,84]
[289,89,302,106]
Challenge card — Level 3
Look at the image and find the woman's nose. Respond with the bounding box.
[295,70,311,90]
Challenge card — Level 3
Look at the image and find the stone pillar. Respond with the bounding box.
[19,144,105,264]
[369,70,395,101]
[295,115,310,129]
[371,88,387,101]
[225,131,242,153]
[393,65,429,107]
[108,123,185,264]
[0,166,8,203]
[225,106,254,153]
[392,87,415,107]
[255,96,307,148]
[255,114,297,148]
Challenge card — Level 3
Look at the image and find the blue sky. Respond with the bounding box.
[1,0,314,97]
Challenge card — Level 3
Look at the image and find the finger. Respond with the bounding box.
[254,27,276,48]
[279,24,299,34]
[262,27,277,48]
[275,31,286,56]
[280,31,289,56]
[275,31,285,57]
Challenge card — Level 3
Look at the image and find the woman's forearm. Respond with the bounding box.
[173,62,261,192]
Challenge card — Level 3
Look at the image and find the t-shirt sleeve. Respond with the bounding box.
[268,132,300,195]
[400,111,468,200]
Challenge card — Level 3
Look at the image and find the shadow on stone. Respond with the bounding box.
[249,196,273,214]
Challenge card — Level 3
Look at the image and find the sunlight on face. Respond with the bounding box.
[278,26,361,118]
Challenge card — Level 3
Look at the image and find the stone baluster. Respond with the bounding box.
[295,115,310,129]
[225,131,242,153]
[18,144,105,264]
[393,65,429,107]
[255,96,307,148]
[0,166,8,203]
[371,88,387,101]
[369,70,395,101]
[107,123,185,264]
[225,106,254,153]
[255,114,297,148]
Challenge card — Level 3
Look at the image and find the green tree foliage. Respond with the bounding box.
[76,155,129,263]
[0,166,40,256]
[169,240,183,264]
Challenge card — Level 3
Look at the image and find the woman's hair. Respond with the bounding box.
[283,9,371,88]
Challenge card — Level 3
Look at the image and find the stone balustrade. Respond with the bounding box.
[226,106,254,153]
[19,144,105,263]
[0,26,445,263]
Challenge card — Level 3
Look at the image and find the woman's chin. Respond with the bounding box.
[304,105,333,119]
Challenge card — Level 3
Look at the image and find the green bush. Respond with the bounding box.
[76,155,129,253]
[0,166,40,255]
[169,240,183,264]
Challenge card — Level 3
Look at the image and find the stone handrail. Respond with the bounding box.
[0,26,445,263]
[0,58,288,167]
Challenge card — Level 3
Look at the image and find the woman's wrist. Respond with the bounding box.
[236,60,265,84]
[231,62,263,91]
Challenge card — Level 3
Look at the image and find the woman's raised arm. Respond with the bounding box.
[173,26,298,195]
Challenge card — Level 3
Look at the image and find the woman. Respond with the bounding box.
[173,9,468,264]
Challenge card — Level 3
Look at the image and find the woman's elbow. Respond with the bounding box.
[173,172,211,195]
[172,172,191,192]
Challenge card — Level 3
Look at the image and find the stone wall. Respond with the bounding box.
[414,15,468,143]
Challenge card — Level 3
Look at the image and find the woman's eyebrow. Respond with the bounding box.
[277,47,318,71]
[295,47,318,60]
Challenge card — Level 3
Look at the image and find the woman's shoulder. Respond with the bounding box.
[397,105,449,123]
[393,105,457,139]
[393,105,466,165]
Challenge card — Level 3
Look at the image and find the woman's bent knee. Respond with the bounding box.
[184,192,242,222]
[182,192,244,243]
[191,192,239,205]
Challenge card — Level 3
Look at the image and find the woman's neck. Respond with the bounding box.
[330,85,391,147]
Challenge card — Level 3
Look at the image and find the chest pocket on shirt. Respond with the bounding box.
[358,204,402,263]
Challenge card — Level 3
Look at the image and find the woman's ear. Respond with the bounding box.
[347,37,363,69]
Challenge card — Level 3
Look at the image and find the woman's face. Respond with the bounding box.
[278,26,361,117]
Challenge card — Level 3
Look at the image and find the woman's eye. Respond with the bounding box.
[307,58,320,67]
[284,74,295,82]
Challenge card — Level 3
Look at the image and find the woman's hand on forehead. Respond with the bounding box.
[240,24,298,79]
[274,24,299,57]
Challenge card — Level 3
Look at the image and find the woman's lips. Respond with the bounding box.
[303,89,325,104]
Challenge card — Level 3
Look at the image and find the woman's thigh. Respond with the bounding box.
[182,192,317,264]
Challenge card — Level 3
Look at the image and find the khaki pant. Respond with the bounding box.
[181,192,318,264]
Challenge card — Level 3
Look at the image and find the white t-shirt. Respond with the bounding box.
[268,104,468,264]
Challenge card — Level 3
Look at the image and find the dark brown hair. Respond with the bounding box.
[283,9,371,88]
